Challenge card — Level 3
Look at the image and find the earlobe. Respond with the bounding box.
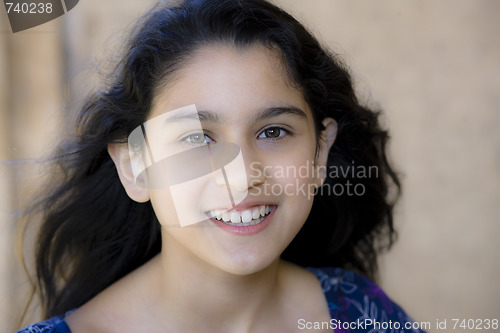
[314,117,338,187]
[107,143,150,203]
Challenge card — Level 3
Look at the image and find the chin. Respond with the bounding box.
[216,252,279,276]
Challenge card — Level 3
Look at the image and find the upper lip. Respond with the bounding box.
[204,201,277,213]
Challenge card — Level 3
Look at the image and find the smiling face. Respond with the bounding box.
[111,43,336,275]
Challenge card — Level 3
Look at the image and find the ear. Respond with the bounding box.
[108,143,150,203]
[314,117,338,187]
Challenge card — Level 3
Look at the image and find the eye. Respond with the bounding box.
[257,126,290,141]
[180,132,215,145]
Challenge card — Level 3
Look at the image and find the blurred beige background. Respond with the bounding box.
[1,0,499,331]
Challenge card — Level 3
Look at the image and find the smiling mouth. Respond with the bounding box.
[207,205,276,226]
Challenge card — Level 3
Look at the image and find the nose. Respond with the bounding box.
[213,142,265,192]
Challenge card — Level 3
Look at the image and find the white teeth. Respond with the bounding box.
[230,211,241,223]
[241,210,252,223]
[209,205,273,225]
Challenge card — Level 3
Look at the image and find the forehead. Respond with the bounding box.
[151,44,310,119]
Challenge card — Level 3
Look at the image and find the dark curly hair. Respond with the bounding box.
[23,0,400,319]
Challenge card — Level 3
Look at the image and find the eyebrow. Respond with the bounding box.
[255,106,307,121]
[164,110,220,123]
[163,105,307,123]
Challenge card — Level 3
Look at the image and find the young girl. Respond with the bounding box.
[19,0,425,332]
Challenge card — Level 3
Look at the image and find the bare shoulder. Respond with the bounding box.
[278,261,331,332]
[65,256,161,333]
[279,260,326,301]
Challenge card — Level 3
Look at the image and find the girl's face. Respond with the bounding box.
[118,44,336,275]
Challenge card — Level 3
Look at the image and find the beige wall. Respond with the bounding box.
[2,0,499,331]
[1,9,64,332]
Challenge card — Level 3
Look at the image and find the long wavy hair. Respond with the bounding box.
[23,0,400,319]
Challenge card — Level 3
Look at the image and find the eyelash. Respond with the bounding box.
[257,126,291,142]
[178,132,215,146]
[178,126,292,146]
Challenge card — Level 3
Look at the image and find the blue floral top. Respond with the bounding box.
[17,267,426,332]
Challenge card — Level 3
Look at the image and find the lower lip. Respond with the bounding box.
[210,207,276,236]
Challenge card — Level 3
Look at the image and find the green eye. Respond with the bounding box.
[182,132,214,145]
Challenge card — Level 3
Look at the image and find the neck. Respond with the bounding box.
[148,231,285,332]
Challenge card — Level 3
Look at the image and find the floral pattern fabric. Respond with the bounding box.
[17,310,72,333]
[307,267,426,333]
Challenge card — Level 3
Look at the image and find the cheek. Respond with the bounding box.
[264,146,318,189]
[149,188,181,227]
[145,159,218,227]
